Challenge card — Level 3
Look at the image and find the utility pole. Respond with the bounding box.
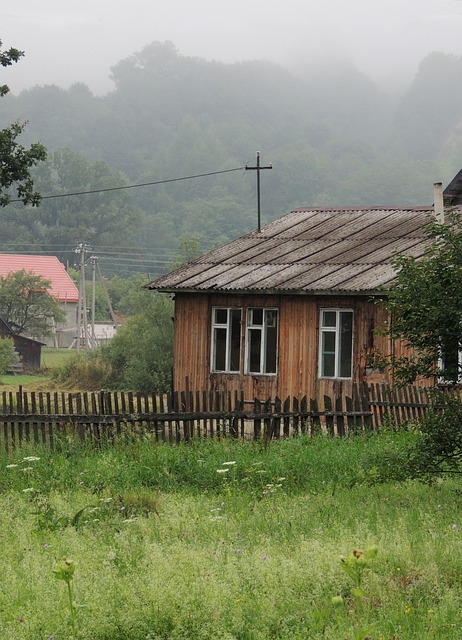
[245,151,272,231]
[75,242,91,350]
[90,256,97,349]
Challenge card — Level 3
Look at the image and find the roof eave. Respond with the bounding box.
[154,286,389,297]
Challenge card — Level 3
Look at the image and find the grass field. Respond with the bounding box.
[0,348,77,392]
[0,432,461,639]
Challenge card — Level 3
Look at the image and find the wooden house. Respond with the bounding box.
[148,185,457,400]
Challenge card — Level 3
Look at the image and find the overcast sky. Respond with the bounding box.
[3,0,462,95]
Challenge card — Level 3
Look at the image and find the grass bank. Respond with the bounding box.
[0,433,460,639]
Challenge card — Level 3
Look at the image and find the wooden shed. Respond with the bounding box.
[0,317,44,371]
[148,197,455,400]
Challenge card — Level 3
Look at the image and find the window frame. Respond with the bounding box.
[245,307,279,375]
[210,307,242,373]
[318,308,354,379]
[438,342,462,384]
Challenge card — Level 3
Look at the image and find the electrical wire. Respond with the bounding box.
[8,166,245,202]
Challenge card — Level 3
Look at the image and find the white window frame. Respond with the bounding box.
[319,309,354,379]
[438,343,462,383]
[210,307,242,373]
[245,308,278,375]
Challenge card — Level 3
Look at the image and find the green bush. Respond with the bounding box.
[101,293,173,393]
[405,392,462,479]
[0,337,17,374]
[53,350,112,390]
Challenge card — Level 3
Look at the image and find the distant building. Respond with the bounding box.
[0,255,79,348]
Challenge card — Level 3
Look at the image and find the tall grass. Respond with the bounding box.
[0,433,461,639]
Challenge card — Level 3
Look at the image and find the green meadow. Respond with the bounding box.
[0,432,461,639]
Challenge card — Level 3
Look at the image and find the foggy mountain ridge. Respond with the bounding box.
[1,41,462,276]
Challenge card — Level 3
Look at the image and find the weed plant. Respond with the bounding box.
[0,433,461,638]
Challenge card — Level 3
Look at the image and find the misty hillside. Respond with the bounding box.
[1,42,462,276]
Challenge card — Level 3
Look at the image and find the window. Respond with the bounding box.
[438,338,462,383]
[319,309,353,378]
[246,308,278,374]
[211,308,241,372]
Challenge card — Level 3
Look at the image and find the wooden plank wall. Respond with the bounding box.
[0,384,441,450]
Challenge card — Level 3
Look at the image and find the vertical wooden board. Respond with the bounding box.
[262,398,272,443]
[136,393,142,415]
[300,396,308,434]
[292,397,300,435]
[120,392,126,414]
[359,383,372,431]
[367,384,378,430]
[113,394,121,436]
[345,395,354,434]
[310,397,321,436]
[253,398,261,440]
[324,395,334,436]
[273,397,281,439]
[335,395,345,437]
[283,396,291,436]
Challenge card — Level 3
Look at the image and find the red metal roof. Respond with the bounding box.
[0,255,79,303]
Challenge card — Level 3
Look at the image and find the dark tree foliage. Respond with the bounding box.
[0,40,46,206]
[379,212,462,386]
[0,270,65,338]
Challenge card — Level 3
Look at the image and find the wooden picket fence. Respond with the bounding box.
[0,383,442,450]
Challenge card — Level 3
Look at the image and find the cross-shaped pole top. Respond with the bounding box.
[245,151,272,231]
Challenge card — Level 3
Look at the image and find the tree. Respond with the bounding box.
[0,270,65,338]
[369,212,462,481]
[101,293,173,392]
[0,337,17,374]
[379,212,462,385]
[0,40,46,206]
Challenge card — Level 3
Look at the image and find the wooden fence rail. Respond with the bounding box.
[0,383,439,450]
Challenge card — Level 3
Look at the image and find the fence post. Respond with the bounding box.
[335,395,345,437]
[253,398,262,440]
[324,395,334,436]
[310,397,321,436]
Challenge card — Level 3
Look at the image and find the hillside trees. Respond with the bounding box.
[0,149,141,262]
[0,40,46,206]
[1,42,462,270]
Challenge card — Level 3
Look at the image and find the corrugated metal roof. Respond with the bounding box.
[149,207,437,295]
[0,255,79,302]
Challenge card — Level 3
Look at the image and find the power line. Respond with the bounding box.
[8,166,245,203]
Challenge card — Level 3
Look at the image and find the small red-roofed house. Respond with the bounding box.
[0,255,79,348]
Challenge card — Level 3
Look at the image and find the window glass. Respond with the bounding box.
[211,308,241,372]
[319,309,353,378]
[339,311,353,378]
[230,309,242,371]
[215,308,227,324]
[251,308,263,325]
[265,318,278,373]
[246,308,278,374]
[321,331,336,377]
[248,328,262,372]
[322,311,337,327]
[214,327,227,371]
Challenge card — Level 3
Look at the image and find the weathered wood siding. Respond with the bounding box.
[172,292,423,400]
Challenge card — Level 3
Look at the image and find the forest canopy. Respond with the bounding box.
[1,42,461,278]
